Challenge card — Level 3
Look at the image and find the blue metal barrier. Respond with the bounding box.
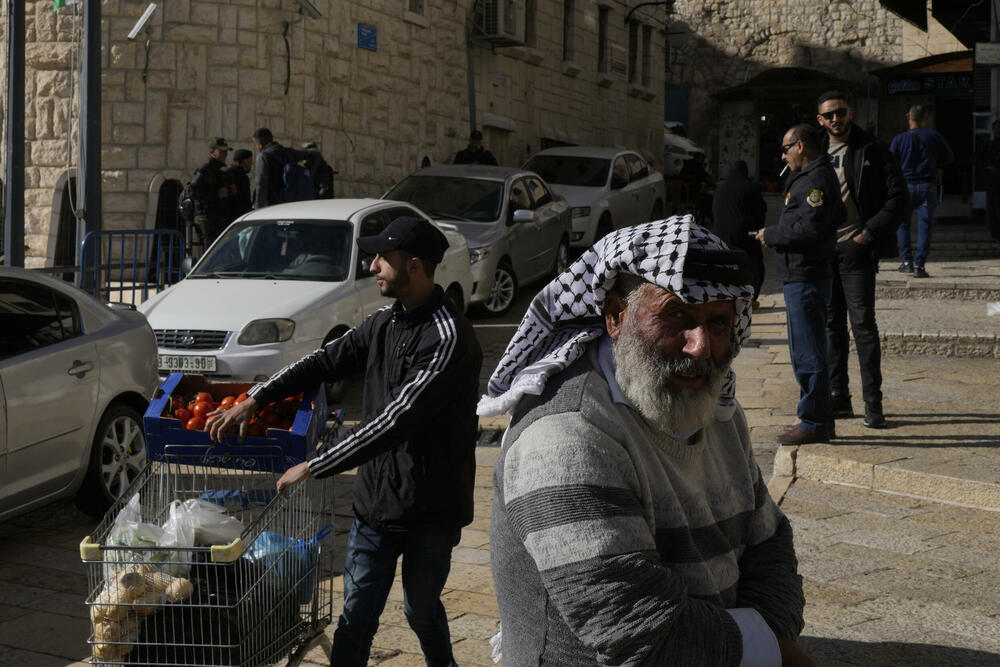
[79,229,186,304]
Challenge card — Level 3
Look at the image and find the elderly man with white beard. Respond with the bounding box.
[480,217,813,667]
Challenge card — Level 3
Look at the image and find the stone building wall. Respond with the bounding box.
[0,0,667,267]
[668,0,906,164]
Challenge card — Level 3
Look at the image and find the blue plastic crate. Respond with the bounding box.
[143,373,327,471]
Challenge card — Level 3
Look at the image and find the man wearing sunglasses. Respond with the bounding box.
[815,90,909,430]
[755,125,843,445]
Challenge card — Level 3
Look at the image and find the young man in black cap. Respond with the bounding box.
[209,217,482,666]
[453,129,498,165]
[190,137,236,247]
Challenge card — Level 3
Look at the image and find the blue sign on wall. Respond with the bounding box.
[358,24,377,52]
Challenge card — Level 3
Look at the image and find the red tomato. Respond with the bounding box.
[186,417,206,431]
[235,392,249,404]
[192,401,214,419]
[258,409,281,426]
[247,422,265,437]
[173,407,192,422]
[220,395,236,409]
[280,418,294,431]
[195,392,214,404]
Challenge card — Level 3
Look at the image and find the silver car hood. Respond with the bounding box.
[138,278,346,331]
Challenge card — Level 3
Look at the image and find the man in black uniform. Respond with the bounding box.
[209,217,482,667]
[453,129,498,166]
[816,91,908,429]
[756,125,844,444]
[190,137,235,247]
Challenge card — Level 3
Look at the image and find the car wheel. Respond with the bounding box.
[75,404,146,518]
[445,284,465,312]
[650,199,664,221]
[554,238,570,275]
[324,327,350,403]
[595,214,614,244]
[481,261,517,317]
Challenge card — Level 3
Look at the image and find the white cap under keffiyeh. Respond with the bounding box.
[477,215,754,418]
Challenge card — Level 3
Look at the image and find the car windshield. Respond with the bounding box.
[191,219,353,281]
[385,175,504,222]
[523,155,610,188]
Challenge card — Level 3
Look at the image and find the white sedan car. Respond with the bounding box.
[523,146,667,249]
[0,267,159,520]
[138,199,474,400]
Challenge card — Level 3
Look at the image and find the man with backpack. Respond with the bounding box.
[190,137,236,247]
[304,142,337,199]
[251,128,321,208]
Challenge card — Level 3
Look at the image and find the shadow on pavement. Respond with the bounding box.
[801,636,1000,666]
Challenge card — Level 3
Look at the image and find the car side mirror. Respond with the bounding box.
[512,209,534,224]
[356,254,373,279]
[611,175,628,190]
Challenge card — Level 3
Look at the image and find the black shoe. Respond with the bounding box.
[898,262,912,273]
[913,266,930,278]
[831,393,853,418]
[864,402,886,429]
[776,425,833,445]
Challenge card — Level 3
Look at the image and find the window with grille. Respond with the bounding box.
[562,0,575,62]
[642,25,652,87]
[598,7,610,74]
[628,21,639,84]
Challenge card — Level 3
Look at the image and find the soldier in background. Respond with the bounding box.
[190,137,235,248]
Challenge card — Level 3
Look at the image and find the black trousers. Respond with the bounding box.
[826,240,882,405]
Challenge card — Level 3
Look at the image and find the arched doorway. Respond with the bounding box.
[54,177,78,281]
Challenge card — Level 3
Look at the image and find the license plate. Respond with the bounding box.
[158,354,217,373]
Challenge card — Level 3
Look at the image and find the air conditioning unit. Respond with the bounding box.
[481,0,526,46]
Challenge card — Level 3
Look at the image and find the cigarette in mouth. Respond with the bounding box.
[780,164,789,178]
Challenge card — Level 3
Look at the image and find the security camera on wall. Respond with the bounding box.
[127,3,158,41]
[295,0,323,20]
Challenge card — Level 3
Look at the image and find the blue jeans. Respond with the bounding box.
[898,183,937,268]
[330,519,460,666]
[784,279,833,435]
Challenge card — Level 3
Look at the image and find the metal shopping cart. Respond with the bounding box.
[80,442,335,666]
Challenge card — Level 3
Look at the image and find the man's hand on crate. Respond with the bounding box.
[207,396,258,443]
[277,461,312,495]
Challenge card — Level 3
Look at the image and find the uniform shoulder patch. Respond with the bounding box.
[785,192,791,206]
[806,189,824,208]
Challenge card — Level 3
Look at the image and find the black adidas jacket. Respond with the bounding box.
[249,286,483,531]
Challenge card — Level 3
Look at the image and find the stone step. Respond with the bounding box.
[876,279,1000,300]
[879,330,1000,358]
[773,444,1000,511]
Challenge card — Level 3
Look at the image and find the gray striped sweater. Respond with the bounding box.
[491,352,804,665]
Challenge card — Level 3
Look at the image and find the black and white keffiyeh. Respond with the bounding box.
[477,215,754,418]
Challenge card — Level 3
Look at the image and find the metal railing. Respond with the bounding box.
[79,229,187,305]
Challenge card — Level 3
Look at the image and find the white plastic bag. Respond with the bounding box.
[157,500,196,576]
[181,498,244,546]
[104,494,167,578]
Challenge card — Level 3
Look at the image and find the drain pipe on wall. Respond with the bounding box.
[465,4,478,136]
